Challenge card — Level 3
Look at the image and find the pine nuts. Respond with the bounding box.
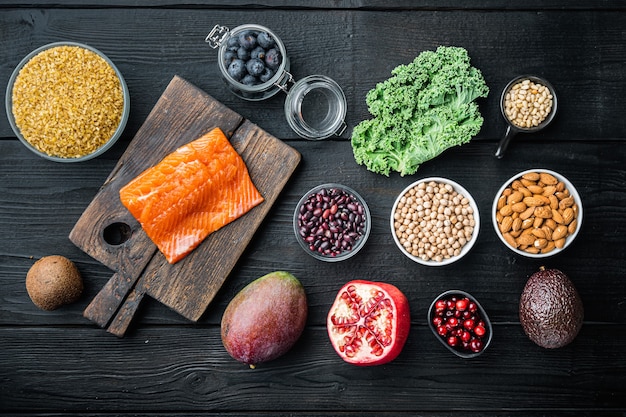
[504,79,553,129]
[393,180,476,263]
[495,171,579,255]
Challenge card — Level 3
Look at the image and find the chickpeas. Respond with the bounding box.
[393,181,476,263]
[504,79,553,129]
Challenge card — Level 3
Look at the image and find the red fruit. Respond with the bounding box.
[474,325,486,337]
[461,330,471,342]
[221,271,308,368]
[456,298,469,311]
[327,280,410,366]
[470,339,483,353]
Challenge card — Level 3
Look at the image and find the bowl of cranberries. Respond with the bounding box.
[428,290,493,358]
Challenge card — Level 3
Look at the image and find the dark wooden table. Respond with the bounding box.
[2,1,626,416]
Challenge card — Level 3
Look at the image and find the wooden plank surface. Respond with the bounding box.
[1,9,626,142]
[1,2,625,416]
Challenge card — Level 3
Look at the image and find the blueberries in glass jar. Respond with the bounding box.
[227,59,246,81]
[223,29,283,86]
[264,48,281,70]
[246,58,265,77]
[237,31,257,50]
[257,31,275,49]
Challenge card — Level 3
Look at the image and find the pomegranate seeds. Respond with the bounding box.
[428,290,492,358]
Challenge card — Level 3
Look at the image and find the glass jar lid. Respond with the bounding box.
[284,75,347,140]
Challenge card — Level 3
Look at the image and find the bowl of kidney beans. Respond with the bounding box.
[428,290,493,358]
[293,183,371,262]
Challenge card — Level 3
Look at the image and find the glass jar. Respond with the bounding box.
[207,23,291,101]
[206,24,347,140]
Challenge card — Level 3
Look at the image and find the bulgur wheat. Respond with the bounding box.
[11,45,124,159]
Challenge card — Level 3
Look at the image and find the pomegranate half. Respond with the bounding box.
[327,280,410,366]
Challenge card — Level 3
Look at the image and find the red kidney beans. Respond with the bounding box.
[297,187,366,257]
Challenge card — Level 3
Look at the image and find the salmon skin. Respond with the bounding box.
[119,127,264,264]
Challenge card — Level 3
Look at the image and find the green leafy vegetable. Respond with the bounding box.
[351,46,489,176]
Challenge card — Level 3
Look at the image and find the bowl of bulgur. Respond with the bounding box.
[5,42,129,162]
[390,177,480,266]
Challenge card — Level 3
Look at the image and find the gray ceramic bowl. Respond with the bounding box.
[428,290,493,359]
[5,41,130,162]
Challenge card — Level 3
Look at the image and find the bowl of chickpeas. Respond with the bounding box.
[390,178,480,266]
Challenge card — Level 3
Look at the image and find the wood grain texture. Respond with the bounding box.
[1,326,625,412]
[1,9,626,141]
[1,2,626,416]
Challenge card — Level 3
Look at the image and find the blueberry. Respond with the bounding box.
[237,31,257,50]
[257,32,275,49]
[246,58,265,76]
[227,59,247,81]
[241,74,259,86]
[250,46,266,60]
[237,46,250,61]
[264,48,281,70]
[223,50,237,66]
[259,67,275,83]
[227,36,240,48]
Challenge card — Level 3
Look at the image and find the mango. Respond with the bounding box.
[221,271,307,368]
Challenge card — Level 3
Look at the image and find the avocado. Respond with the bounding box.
[519,267,583,348]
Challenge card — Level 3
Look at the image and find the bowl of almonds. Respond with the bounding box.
[492,169,582,257]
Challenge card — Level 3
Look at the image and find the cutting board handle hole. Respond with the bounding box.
[103,222,132,246]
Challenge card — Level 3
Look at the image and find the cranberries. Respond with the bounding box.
[430,292,491,356]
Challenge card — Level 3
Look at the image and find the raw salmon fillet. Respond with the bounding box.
[119,127,264,264]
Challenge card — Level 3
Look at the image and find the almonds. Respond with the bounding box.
[495,171,580,255]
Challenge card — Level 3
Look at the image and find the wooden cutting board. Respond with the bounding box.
[69,75,301,337]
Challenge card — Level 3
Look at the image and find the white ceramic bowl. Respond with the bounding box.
[5,42,130,162]
[492,169,583,258]
[390,177,480,266]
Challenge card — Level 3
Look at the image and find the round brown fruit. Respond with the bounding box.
[25,255,83,310]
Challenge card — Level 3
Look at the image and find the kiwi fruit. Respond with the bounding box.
[26,255,83,310]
